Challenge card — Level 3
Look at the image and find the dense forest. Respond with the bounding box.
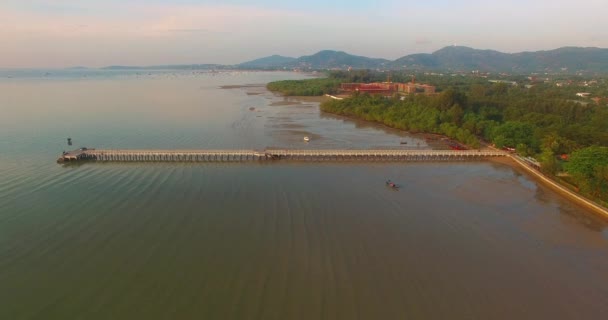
[268,70,608,203]
[266,78,341,96]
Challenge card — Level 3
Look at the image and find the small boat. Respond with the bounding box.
[400,141,408,145]
[303,136,310,142]
[385,180,399,189]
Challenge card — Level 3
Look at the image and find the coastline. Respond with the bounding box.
[317,108,470,149]
[280,94,608,219]
[499,155,608,219]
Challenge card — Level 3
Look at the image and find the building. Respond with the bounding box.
[340,78,436,96]
[340,83,398,95]
[489,80,518,86]
[396,83,417,94]
[419,84,436,94]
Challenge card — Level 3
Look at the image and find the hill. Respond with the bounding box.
[238,55,296,68]
[99,46,608,73]
[392,46,608,72]
[287,50,390,69]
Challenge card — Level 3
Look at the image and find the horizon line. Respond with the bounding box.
[1,45,607,70]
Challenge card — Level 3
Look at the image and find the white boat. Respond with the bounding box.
[303,136,310,142]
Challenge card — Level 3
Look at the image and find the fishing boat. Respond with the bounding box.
[385,180,399,189]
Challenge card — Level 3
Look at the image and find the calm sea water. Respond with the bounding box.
[1,70,607,319]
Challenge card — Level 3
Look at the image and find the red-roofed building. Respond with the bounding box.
[340,81,436,96]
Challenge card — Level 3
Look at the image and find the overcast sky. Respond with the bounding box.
[1,0,607,68]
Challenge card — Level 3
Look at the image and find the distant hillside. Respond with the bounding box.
[100,46,608,73]
[392,46,608,72]
[511,47,608,73]
[392,46,513,71]
[238,50,390,70]
[238,47,608,73]
[287,50,390,69]
[238,55,296,68]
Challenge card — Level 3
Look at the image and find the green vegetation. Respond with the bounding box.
[320,92,481,148]
[266,78,341,96]
[266,70,391,96]
[565,147,608,200]
[320,83,608,153]
[315,75,608,202]
[269,70,608,201]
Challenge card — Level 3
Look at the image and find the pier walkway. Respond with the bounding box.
[58,148,506,163]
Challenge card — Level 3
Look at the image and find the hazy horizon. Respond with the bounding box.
[2,0,607,68]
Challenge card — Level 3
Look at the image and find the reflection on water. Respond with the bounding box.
[558,199,607,233]
[0,70,607,319]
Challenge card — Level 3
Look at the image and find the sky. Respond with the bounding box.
[1,0,607,68]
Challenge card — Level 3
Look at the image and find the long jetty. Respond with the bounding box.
[56,148,608,219]
[58,148,506,163]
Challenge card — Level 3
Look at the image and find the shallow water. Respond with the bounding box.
[1,70,607,319]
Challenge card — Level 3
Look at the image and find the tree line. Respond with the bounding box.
[267,70,608,203]
[319,80,608,203]
[266,78,341,96]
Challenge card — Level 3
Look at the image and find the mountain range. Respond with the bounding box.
[240,50,390,69]
[238,46,608,73]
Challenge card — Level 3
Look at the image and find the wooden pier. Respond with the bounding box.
[58,148,506,163]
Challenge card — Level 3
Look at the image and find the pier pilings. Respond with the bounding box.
[58,148,506,163]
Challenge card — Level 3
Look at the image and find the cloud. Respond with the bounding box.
[0,2,317,67]
[1,0,608,67]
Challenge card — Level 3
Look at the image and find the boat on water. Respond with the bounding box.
[400,141,407,145]
[303,136,310,142]
[385,180,399,189]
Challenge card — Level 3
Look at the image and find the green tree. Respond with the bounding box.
[565,146,608,198]
[539,148,560,175]
[436,88,467,111]
[491,121,536,149]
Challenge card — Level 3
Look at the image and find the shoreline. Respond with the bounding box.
[280,94,608,219]
[497,155,608,219]
[317,108,468,148]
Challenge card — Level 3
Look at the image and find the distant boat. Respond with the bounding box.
[303,136,310,142]
[386,180,399,189]
[400,141,408,145]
